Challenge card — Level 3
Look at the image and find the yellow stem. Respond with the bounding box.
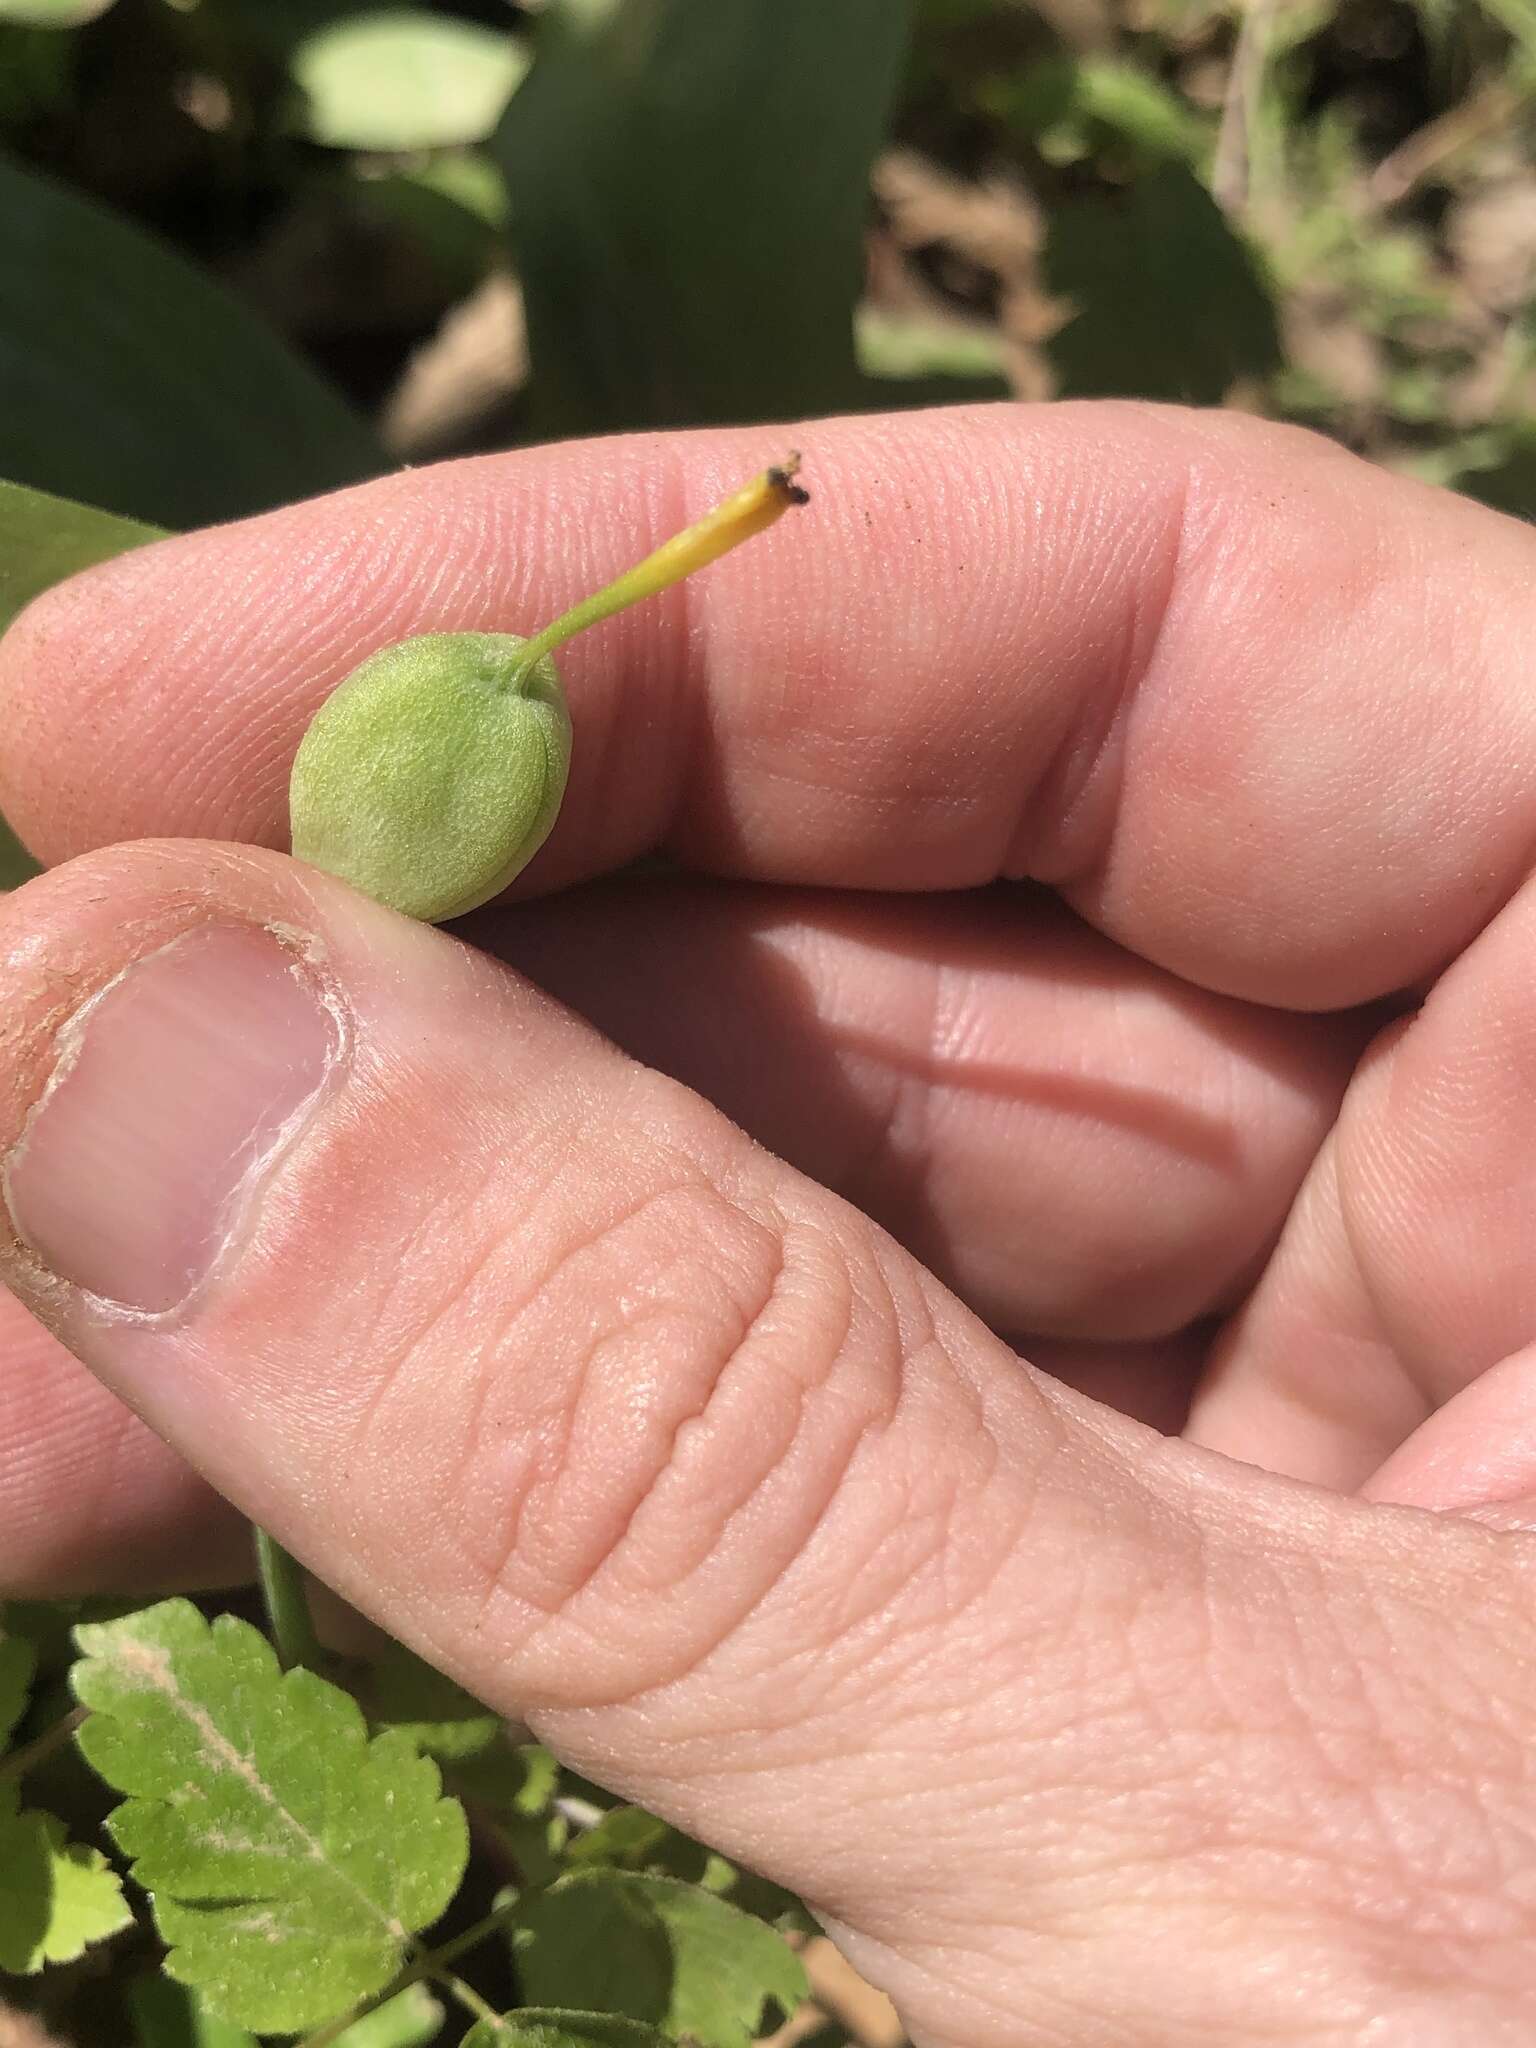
[518,454,808,671]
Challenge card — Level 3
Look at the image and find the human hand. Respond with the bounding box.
[2,404,1535,2044]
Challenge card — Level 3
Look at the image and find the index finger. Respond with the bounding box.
[3,401,1533,1007]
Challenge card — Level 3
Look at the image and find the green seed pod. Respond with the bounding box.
[289,457,808,924]
[290,631,570,924]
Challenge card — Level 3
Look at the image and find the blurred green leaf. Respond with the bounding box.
[0,24,74,123]
[513,1871,808,2048]
[0,1780,134,1973]
[130,1976,264,2048]
[982,56,1208,164]
[0,1621,36,1749]
[129,1977,444,2047]
[0,477,163,887]
[0,155,386,527]
[1045,165,1282,403]
[0,0,115,24]
[856,307,1010,383]
[1458,430,1536,521]
[463,2015,669,2048]
[0,475,163,637]
[1478,0,1536,61]
[0,813,38,888]
[357,1639,504,1764]
[294,10,529,151]
[351,152,509,296]
[497,0,915,436]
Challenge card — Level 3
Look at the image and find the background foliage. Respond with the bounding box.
[2,0,1535,2039]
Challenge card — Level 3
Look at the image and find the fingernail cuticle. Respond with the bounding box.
[1,922,346,1318]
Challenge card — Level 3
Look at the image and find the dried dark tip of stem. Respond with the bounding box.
[767,452,811,506]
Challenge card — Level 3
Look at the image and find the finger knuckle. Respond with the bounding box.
[396,1128,906,1707]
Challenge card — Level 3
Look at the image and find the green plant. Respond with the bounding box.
[2,1590,814,2045]
[289,458,806,923]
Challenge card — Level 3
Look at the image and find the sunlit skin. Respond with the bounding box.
[5,405,1536,2043]
[288,456,807,923]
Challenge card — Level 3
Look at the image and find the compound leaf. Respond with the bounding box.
[0,1780,133,1973]
[72,1600,468,2033]
[514,1870,808,2048]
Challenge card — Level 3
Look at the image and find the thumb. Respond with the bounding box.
[1,844,1529,2047]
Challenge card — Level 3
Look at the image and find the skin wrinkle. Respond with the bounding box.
[529,1229,924,1728]
[463,1182,785,1638]
[341,1163,527,1559]
[716,1332,1000,1717]
[603,1404,1112,1815]
[453,1171,747,1620]
[1331,1022,1464,1422]
[515,1209,898,1704]
[1011,450,1193,892]
[522,1218,790,1611]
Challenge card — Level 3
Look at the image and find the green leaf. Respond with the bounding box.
[72,1599,469,2034]
[0,154,386,527]
[357,1643,560,1822]
[0,476,166,890]
[1044,165,1282,405]
[129,1975,264,2048]
[0,23,74,126]
[564,1805,676,1873]
[855,308,1010,385]
[335,1984,447,2048]
[1458,431,1536,523]
[447,1738,559,1818]
[295,10,529,151]
[0,1596,150,1678]
[514,1870,809,2048]
[981,55,1208,166]
[0,1779,133,1973]
[463,2014,671,2048]
[1478,0,1536,62]
[2,808,40,887]
[351,153,510,297]
[357,1640,505,1763]
[0,0,116,23]
[497,0,914,436]
[560,1805,812,1928]
[0,475,164,639]
[563,1805,730,1894]
[494,1809,570,1891]
[129,1976,444,2048]
[0,1620,37,1747]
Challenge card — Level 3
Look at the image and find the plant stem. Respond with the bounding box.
[0,1705,86,1785]
[254,1527,325,1672]
[423,1894,526,1975]
[439,1970,502,2026]
[517,455,808,671]
[296,1895,528,2046]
